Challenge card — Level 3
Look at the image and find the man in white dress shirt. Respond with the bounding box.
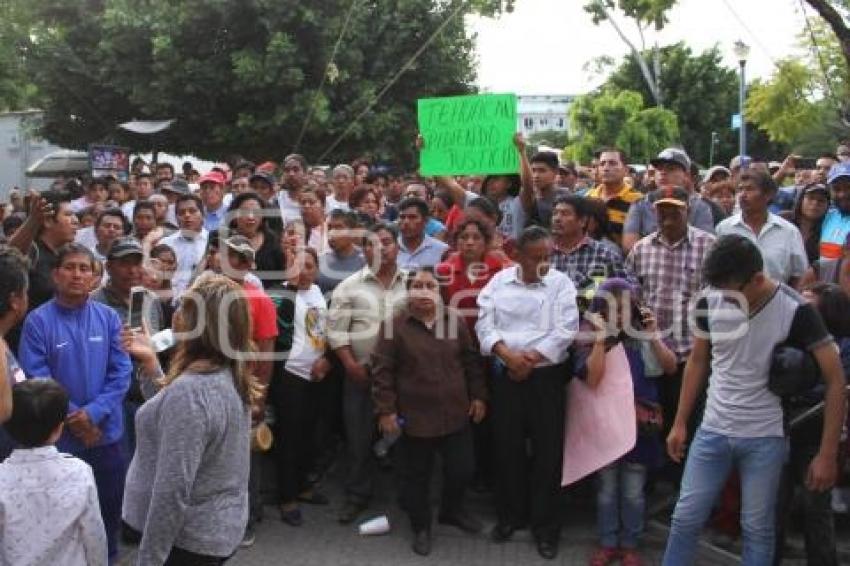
[715,169,808,286]
[159,194,209,298]
[476,225,579,560]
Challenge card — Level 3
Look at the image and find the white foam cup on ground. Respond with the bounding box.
[358,515,390,535]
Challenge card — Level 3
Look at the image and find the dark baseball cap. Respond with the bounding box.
[108,236,144,260]
[649,186,689,208]
[650,148,691,171]
[802,183,829,197]
[249,171,277,186]
[159,178,191,196]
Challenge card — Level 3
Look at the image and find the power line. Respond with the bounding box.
[316,0,468,163]
[293,0,360,152]
[719,0,779,67]
[796,0,846,116]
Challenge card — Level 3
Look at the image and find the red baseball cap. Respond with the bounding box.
[198,170,227,186]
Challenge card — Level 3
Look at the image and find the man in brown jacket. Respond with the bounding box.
[372,268,487,557]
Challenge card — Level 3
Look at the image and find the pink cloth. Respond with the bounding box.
[562,343,636,486]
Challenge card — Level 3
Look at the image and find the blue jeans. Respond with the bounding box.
[76,442,127,562]
[597,461,647,549]
[663,428,786,566]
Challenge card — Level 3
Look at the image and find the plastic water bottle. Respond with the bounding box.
[374,416,405,457]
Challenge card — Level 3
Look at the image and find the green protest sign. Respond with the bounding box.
[418,93,518,176]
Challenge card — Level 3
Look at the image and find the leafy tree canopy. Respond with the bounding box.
[564,89,679,164]
[12,0,510,165]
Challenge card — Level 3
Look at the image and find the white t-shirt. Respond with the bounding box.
[277,190,302,227]
[325,194,350,214]
[697,284,832,438]
[497,195,526,241]
[284,285,328,380]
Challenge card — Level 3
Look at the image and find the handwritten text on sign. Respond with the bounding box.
[418,93,519,176]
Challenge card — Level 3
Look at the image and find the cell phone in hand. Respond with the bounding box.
[795,157,817,170]
[127,286,146,331]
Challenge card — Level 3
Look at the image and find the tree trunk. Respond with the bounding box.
[804,0,850,69]
[598,4,662,107]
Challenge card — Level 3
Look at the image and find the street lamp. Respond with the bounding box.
[733,40,750,159]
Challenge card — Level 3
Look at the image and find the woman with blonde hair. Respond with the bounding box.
[121,273,257,565]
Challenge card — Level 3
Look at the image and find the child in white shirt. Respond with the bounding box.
[0,379,107,566]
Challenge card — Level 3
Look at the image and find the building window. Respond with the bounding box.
[540,118,548,126]
[524,117,533,129]
[558,118,564,128]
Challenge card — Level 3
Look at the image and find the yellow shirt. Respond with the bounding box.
[584,183,644,237]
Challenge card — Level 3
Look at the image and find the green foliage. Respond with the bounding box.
[564,89,679,164]
[11,0,510,164]
[746,62,821,144]
[584,0,678,31]
[746,19,850,150]
[602,42,739,165]
[0,3,39,111]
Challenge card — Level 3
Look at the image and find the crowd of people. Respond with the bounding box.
[0,136,847,566]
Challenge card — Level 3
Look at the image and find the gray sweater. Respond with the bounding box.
[122,368,250,565]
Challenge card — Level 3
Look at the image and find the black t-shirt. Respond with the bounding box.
[28,240,60,310]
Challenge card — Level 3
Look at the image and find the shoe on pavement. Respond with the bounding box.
[280,506,303,527]
[490,523,516,543]
[438,511,482,534]
[338,499,368,525]
[536,538,559,560]
[240,524,256,547]
[590,547,620,566]
[620,549,643,566]
[412,529,432,556]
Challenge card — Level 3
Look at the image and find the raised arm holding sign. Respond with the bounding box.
[417,93,520,176]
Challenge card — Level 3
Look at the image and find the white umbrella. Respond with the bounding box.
[25,150,89,178]
[118,120,174,135]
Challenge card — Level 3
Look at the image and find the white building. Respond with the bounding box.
[0,110,64,199]
[517,94,574,138]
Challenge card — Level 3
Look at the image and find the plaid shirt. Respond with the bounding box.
[550,236,632,291]
[625,226,716,361]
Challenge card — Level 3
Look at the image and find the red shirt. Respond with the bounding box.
[436,252,512,338]
[243,282,278,342]
[445,204,464,236]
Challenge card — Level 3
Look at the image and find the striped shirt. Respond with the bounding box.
[625,226,716,361]
[585,183,644,242]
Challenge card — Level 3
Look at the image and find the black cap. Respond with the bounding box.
[249,171,276,186]
[160,178,191,196]
[107,236,144,260]
[801,183,829,197]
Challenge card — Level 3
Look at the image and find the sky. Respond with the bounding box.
[468,0,815,95]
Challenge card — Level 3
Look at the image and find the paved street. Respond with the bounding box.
[120,456,745,565]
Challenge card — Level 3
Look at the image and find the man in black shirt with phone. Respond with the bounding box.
[92,237,162,457]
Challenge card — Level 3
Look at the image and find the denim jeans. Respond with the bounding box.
[663,427,786,566]
[597,461,647,549]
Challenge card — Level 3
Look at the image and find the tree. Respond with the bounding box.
[602,42,740,165]
[563,89,679,164]
[0,3,39,111]
[528,129,569,149]
[12,0,509,165]
[583,0,678,107]
[746,19,850,152]
[804,0,850,79]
